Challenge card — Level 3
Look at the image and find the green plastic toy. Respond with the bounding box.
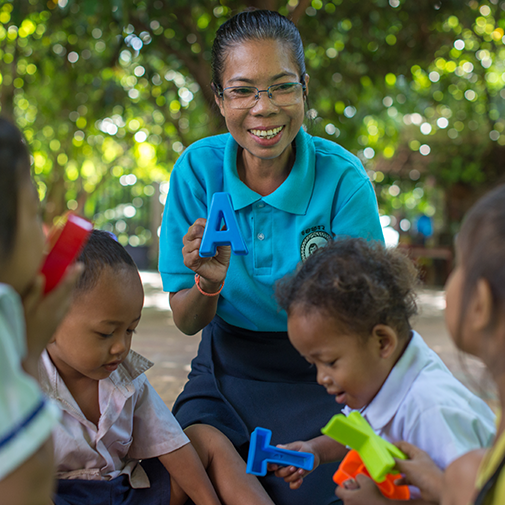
[321,411,407,483]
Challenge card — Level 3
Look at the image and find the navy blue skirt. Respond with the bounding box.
[53,459,170,505]
[173,316,343,505]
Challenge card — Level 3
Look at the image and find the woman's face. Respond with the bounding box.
[215,38,308,165]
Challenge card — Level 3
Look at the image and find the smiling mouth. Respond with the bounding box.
[249,126,283,140]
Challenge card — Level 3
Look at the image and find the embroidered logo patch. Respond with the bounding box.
[300,230,332,260]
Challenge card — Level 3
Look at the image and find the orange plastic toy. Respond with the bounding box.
[333,449,410,500]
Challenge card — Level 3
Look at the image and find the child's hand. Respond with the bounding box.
[22,263,83,370]
[335,474,388,505]
[393,440,443,503]
[182,218,231,286]
[267,441,320,490]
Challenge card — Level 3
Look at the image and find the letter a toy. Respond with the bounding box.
[199,192,248,257]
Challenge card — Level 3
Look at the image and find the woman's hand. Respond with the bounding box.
[182,218,231,286]
[267,441,320,490]
[393,441,443,503]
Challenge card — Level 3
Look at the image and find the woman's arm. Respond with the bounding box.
[169,218,231,335]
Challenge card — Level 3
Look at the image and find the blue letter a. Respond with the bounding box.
[199,192,248,257]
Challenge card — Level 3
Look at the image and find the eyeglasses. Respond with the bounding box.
[219,82,306,109]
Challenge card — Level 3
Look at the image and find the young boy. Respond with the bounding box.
[40,229,274,505]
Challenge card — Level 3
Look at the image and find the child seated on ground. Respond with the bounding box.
[40,229,275,505]
[0,117,81,503]
[390,184,505,505]
[271,237,496,504]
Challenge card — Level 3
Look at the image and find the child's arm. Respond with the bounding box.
[158,443,222,505]
[0,439,55,505]
[393,441,444,503]
[441,448,486,505]
[269,435,348,489]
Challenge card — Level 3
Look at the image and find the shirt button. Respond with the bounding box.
[257,233,265,241]
[257,202,265,208]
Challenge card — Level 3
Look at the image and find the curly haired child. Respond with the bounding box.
[272,237,495,504]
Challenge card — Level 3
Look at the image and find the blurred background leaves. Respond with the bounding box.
[1,0,504,276]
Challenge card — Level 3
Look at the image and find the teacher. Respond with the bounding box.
[159,9,384,505]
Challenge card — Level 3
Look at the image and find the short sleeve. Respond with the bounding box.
[331,179,384,243]
[129,376,189,459]
[0,285,60,480]
[158,161,208,293]
[406,405,496,470]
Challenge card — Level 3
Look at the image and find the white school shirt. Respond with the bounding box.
[343,331,496,496]
[39,349,189,488]
[0,283,60,481]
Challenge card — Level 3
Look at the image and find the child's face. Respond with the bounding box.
[444,263,465,350]
[288,308,392,410]
[47,265,144,382]
[0,175,45,295]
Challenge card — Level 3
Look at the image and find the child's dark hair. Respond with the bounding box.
[0,117,32,262]
[211,9,306,91]
[276,238,419,339]
[456,185,505,338]
[75,230,137,294]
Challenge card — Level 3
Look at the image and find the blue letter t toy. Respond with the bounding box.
[246,427,314,477]
[199,192,248,257]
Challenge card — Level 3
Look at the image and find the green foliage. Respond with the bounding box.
[1,0,504,248]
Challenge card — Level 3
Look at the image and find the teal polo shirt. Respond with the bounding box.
[159,128,384,331]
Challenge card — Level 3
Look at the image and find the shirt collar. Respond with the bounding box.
[346,331,430,430]
[39,349,153,403]
[223,128,315,214]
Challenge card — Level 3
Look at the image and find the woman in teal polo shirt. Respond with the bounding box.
[159,10,383,505]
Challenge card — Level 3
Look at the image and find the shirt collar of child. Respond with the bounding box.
[39,348,153,412]
[343,331,430,430]
[222,128,315,215]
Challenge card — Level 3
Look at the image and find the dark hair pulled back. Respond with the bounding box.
[276,238,419,340]
[0,117,31,262]
[211,9,306,91]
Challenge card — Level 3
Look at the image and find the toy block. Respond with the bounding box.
[333,449,410,500]
[199,192,248,257]
[40,213,93,294]
[321,411,406,483]
[246,427,314,477]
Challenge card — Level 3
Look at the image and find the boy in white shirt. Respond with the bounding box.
[42,229,274,505]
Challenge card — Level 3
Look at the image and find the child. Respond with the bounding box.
[393,184,505,505]
[272,237,496,504]
[0,117,81,503]
[40,229,275,505]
